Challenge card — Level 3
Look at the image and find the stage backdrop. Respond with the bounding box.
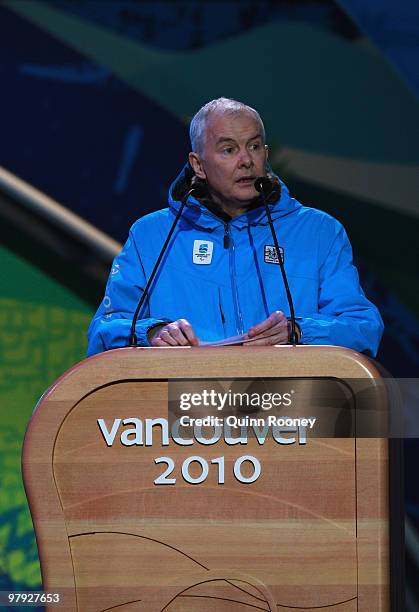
[0,0,418,606]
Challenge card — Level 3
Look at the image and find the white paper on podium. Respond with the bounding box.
[200,333,251,347]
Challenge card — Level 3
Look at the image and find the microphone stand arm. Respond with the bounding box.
[128,190,192,347]
[259,190,298,346]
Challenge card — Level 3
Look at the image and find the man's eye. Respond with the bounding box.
[222,147,233,154]
[250,143,261,151]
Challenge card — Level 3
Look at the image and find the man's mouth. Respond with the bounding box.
[236,177,255,185]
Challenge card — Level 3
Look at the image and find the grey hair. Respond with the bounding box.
[189,97,265,155]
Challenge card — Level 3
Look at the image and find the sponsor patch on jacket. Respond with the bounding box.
[264,244,284,265]
[193,240,213,264]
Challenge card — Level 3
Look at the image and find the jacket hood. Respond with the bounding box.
[168,163,301,230]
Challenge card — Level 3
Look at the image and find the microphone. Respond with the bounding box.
[128,178,205,347]
[254,176,298,346]
[255,176,273,197]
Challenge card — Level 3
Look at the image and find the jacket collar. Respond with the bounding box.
[168,163,301,230]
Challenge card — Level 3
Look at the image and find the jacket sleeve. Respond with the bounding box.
[297,222,384,357]
[87,225,170,356]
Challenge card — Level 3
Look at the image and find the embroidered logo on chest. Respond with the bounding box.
[264,244,284,265]
[193,240,214,264]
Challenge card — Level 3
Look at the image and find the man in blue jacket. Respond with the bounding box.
[87,98,383,356]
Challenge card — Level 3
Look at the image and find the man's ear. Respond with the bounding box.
[188,152,206,179]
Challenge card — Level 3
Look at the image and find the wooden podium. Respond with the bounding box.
[23,346,390,611]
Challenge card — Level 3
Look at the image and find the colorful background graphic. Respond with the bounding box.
[0,0,418,608]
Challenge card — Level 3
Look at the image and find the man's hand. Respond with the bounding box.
[149,319,199,347]
[246,310,290,345]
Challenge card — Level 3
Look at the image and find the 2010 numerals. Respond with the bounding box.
[154,455,261,485]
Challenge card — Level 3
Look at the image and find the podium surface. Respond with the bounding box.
[23,346,389,611]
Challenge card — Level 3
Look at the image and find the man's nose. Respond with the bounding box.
[238,150,252,167]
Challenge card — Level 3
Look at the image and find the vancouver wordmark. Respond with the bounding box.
[97,416,316,447]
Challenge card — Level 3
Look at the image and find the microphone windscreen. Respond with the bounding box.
[190,176,207,198]
[254,176,273,196]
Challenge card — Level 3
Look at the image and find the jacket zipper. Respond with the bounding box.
[224,223,244,335]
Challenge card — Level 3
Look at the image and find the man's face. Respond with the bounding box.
[189,111,268,215]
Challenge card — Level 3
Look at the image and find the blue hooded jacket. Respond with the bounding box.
[87,166,384,356]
